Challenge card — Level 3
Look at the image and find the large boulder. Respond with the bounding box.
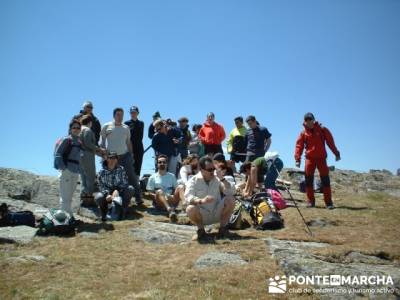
[0,226,38,244]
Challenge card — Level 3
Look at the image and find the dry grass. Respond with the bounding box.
[0,190,399,300]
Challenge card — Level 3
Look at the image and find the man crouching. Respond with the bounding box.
[185,156,235,242]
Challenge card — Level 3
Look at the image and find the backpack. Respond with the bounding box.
[228,200,243,230]
[0,203,35,227]
[266,189,287,210]
[37,209,76,235]
[248,192,284,230]
[54,137,81,169]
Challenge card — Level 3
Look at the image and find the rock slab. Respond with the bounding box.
[194,251,247,269]
[129,221,196,244]
[0,226,38,244]
[266,238,400,300]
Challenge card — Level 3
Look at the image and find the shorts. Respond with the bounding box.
[198,198,225,225]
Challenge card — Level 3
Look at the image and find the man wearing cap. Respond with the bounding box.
[125,106,144,176]
[295,112,341,209]
[199,112,226,156]
[244,115,272,162]
[148,111,161,139]
[100,108,143,207]
[177,117,192,160]
[73,101,101,144]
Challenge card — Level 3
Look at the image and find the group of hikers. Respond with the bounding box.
[54,101,340,241]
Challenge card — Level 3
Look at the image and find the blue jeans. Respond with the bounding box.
[264,158,284,190]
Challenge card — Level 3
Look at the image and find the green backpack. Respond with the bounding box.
[38,209,76,235]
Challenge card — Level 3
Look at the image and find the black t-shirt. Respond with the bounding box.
[245,126,271,156]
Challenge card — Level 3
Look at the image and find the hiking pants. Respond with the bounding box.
[264,158,284,190]
[95,185,134,218]
[304,158,332,206]
[118,152,142,204]
[132,146,144,177]
[59,169,79,215]
[80,152,96,195]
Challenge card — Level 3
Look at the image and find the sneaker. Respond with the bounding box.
[192,228,208,243]
[217,226,230,239]
[326,204,335,210]
[169,210,178,223]
[306,202,315,208]
[136,201,147,209]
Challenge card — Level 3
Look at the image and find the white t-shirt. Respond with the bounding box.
[100,121,131,155]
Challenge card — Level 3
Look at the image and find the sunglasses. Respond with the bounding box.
[304,118,313,121]
[71,126,81,130]
[108,156,118,160]
[158,161,167,164]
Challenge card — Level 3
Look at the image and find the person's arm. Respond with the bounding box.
[98,171,111,197]
[126,128,133,154]
[180,166,189,183]
[116,167,129,190]
[322,127,340,159]
[264,137,271,153]
[294,132,305,166]
[184,177,202,205]
[54,138,69,170]
[226,130,234,153]
[100,124,107,149]
[198,127,206,143]
[139,121,144,143]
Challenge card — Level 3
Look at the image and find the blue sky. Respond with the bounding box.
[0,0,399,176]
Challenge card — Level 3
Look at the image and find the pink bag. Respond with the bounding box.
[267,189,287,210]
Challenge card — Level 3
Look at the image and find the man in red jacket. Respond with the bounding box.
[295,113,341,209]
[199,112,226,156]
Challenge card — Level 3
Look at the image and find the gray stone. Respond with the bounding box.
[6,255,46,263]
[266,238,400,300]
[194,251,247,269]
[79,231,100,238]
[0,226,38,244]
[307,218,338,227]
[0,198,49,220]
[344,252,390,265]
[129,221,196,244]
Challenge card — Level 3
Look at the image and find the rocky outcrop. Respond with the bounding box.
[0,226,38,244]
[266,238,400,299]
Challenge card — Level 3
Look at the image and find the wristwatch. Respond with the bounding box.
[220,177,226,182]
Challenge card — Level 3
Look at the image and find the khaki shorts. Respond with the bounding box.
[199,198,225,226]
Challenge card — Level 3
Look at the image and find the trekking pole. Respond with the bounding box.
[272,164,313,236]
[143,145,152,154]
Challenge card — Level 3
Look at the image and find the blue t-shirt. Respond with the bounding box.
[245,126,272,156]
[146,172,177,195]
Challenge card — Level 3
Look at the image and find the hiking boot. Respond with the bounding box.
[306,202,315,208]
[217,226,230,239]
[192,228,209,243]
[136,201,147,209]
[169,210,177,223]
[326,204,335,210]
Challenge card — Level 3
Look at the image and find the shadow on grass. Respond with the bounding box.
[335,205,370,211]
[76,222,115,233]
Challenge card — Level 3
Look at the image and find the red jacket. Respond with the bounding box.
[199,121,226,145]
[295,122,339,161]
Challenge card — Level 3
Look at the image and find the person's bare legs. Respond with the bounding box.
[153,190,179,222]
[186,205,208,241]
[218,196,235,238]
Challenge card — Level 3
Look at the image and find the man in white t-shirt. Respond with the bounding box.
[100,107,142,206]
[146,155,180,222]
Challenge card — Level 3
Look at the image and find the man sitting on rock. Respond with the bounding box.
[95,151,134,221]
[146,155,180,222]
[184,156,235,242]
